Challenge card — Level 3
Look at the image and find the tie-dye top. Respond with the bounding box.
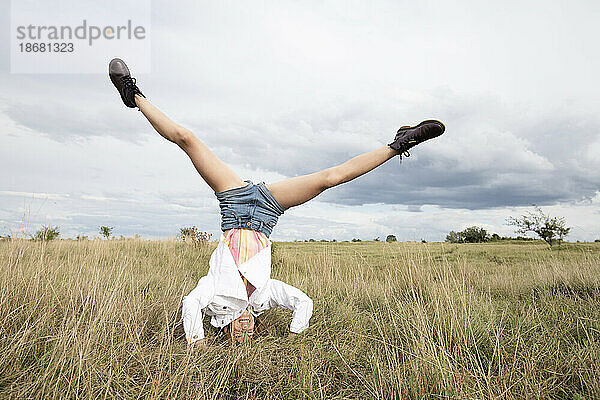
[223,228,270,298]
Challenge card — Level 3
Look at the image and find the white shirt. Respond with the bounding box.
[182,236,313,344]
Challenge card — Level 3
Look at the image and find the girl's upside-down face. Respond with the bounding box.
[225,309,255,343]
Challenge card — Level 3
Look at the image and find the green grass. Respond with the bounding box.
[1,239,599,399]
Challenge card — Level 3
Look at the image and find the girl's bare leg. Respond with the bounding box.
[135,95,245,193]
[266,146,398,209]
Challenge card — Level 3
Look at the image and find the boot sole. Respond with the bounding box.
[397,119,445,135]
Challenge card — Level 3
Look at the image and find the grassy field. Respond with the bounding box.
[1,239,599,399]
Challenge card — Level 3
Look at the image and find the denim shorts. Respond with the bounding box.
[215,180,287,238]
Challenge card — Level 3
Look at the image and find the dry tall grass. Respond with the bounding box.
[1,239,599,399]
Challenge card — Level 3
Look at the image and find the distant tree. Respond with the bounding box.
[462,226,489,243]
[445,231,463,243]
[490,233,501,241]
[331,239,337,242]
[595,239,600,243]
[507,206,571,247]
[33,225,60,241]
[386,235,397,242]
[446,226,489,243]
[352,238,361,242]
[76,234,88,241]
[421,239,427,243]
[308,238,316,242]
[99,226,114,239]
[373,237,380,242]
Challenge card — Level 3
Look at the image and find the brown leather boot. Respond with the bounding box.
[388,120,445,158]
[109,58,145,108]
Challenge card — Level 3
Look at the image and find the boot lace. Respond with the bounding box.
[398,149,410,163]
[120,75,138,92]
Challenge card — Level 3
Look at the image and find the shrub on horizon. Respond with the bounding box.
[446,226,490,243]
[32,225,60,241]
[99,226,114,239]
[490,233,502,241]
[179,226,212,247]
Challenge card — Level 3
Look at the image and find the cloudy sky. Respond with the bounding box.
[1,0,599,242]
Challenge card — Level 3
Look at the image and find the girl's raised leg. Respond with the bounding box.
[135,95,246,193]
[266,146,398,209]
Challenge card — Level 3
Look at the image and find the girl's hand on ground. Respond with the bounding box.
[289,332,297,338]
